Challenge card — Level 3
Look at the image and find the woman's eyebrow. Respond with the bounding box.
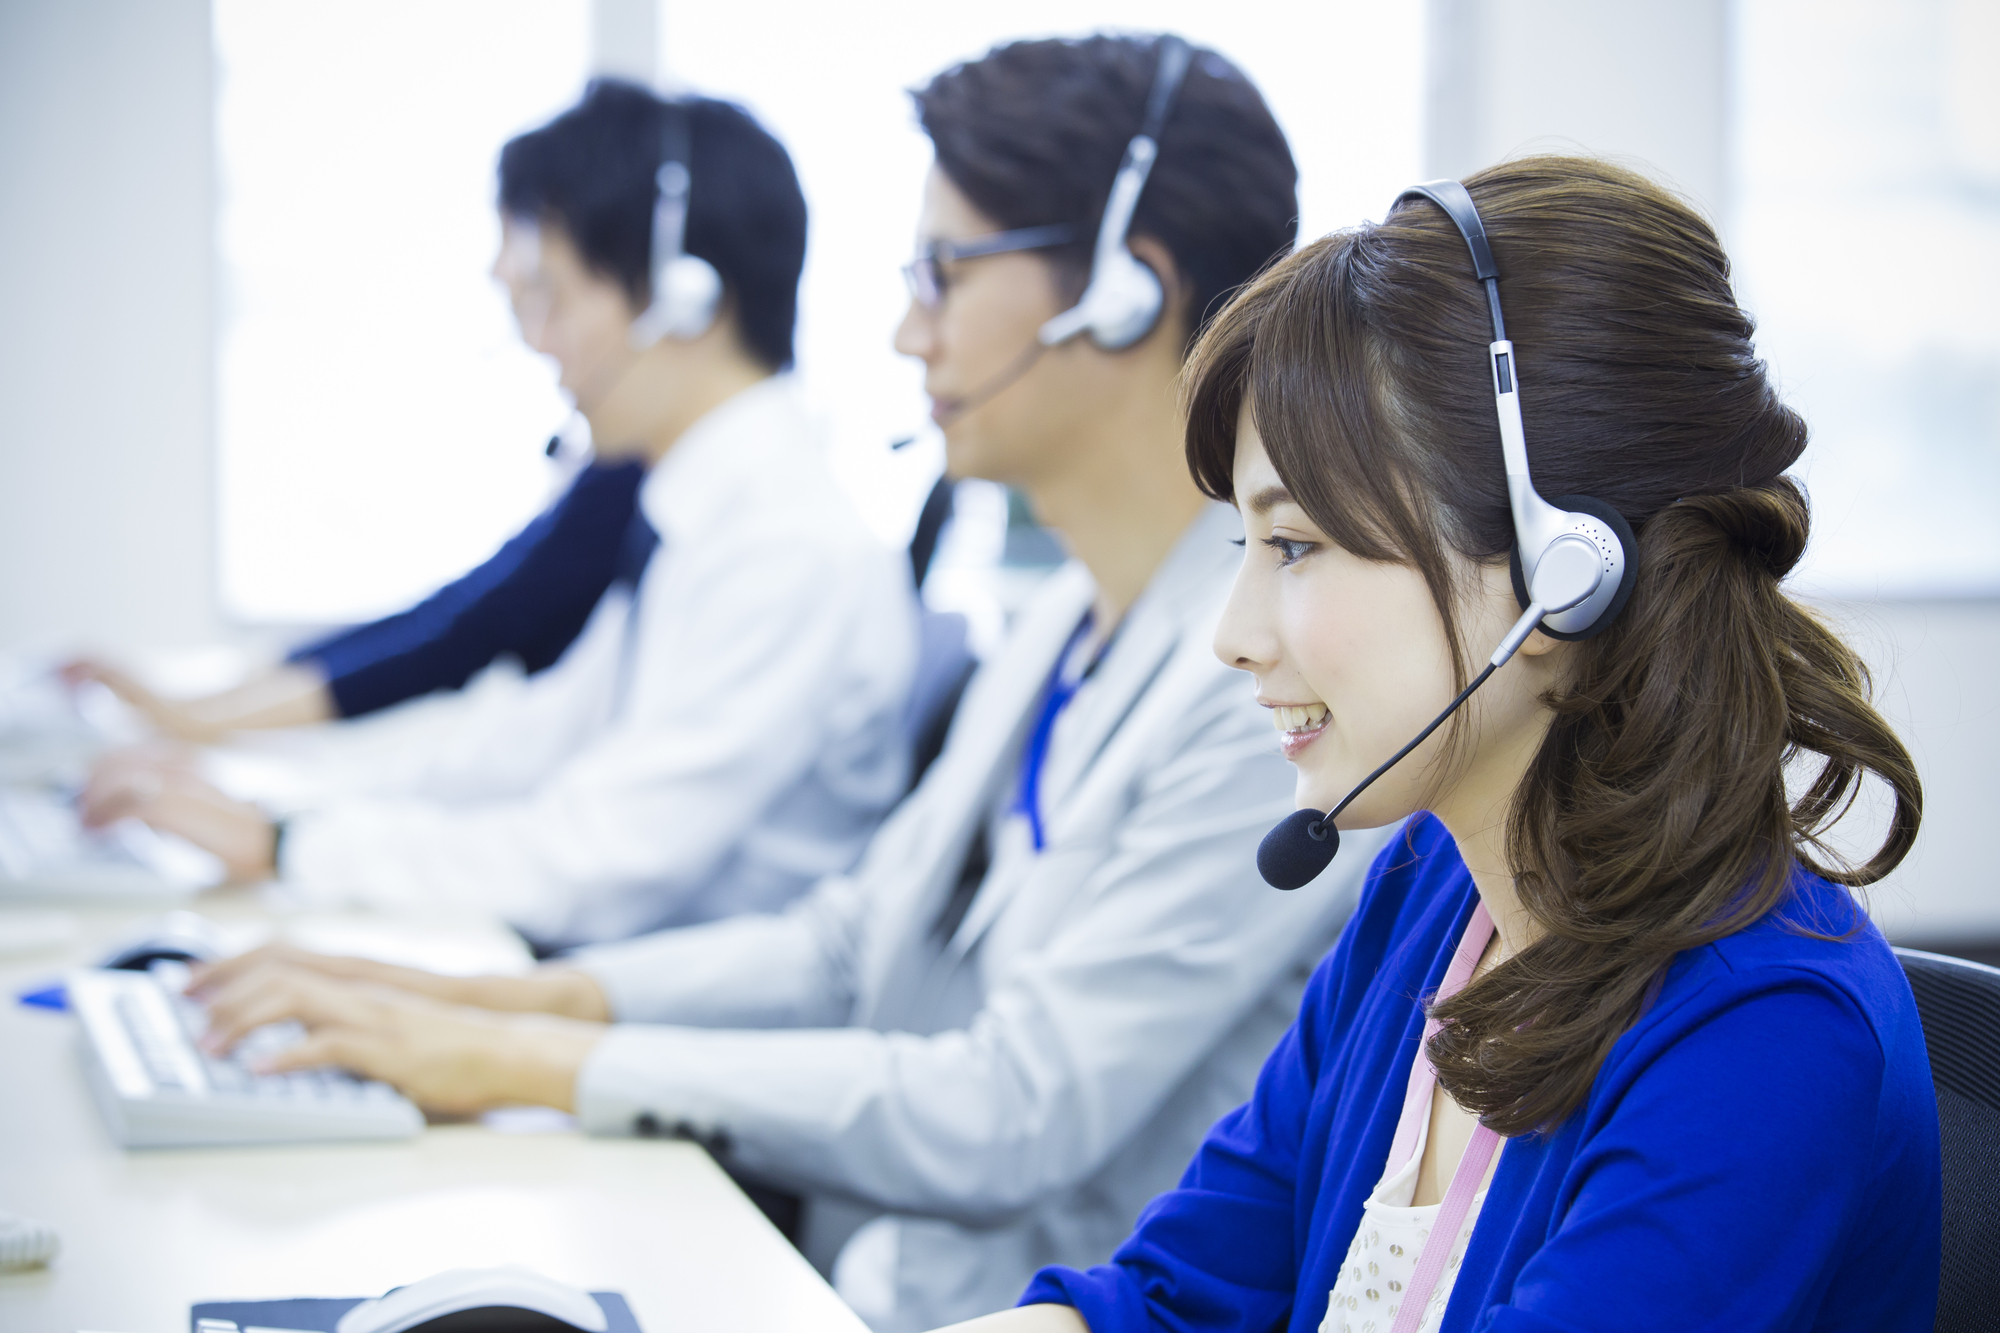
[1245,484,1292,516]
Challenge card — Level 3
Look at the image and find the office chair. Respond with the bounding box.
[903,475,977,792]
[1894,947,2000,1333]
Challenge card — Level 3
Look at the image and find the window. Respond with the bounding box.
[214,0,589,625]
[1732,0,2000,597]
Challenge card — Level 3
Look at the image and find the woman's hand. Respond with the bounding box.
[78,746,276,882]
[192,945,612,1021]
[191,961,605,1116]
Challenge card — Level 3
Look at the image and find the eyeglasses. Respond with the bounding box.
[901,224,1077,311]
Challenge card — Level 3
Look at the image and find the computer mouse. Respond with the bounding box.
[96,909,224,971]
[333,1266,609,1333]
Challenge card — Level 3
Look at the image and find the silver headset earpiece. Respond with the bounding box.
[1038,36,1194,353]
[630,100,722,349]
[1394,180,1636,640]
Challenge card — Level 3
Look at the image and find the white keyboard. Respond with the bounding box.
[69,964,423,1148]
[0,785,222,899]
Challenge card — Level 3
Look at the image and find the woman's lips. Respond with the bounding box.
[1270,703,1330,760]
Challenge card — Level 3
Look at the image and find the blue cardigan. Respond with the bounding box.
[1024,813,1940,1332]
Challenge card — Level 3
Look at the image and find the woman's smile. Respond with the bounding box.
[1266,699,1330,759]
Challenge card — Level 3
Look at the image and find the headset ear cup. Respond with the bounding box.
[1508,494,1639,642]
[1087,252,1165,350]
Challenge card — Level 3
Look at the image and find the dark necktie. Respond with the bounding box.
[612,507,660,589]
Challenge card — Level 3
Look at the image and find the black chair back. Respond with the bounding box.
[1895,947,2000,1333]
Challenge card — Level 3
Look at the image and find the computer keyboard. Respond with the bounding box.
[0,785,221,898]
[69,963,423,1148]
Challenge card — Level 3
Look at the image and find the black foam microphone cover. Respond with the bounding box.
[1258,807,1340,890]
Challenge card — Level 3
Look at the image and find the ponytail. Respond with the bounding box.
[1428,477,1921,1136]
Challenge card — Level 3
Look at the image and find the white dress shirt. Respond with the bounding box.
[276,378,918,947]
[567,504,1394,1331]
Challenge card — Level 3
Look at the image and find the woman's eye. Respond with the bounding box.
[1261,536,1315,567]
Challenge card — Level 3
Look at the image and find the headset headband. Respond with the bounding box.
[1390,178,1637,642]
[632,97,721,347]
[1396,181,1506,341]
[654,100,694,263]
[1139,36,1192,144]
[1036,35,1193,351]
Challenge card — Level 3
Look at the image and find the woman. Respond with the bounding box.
[943,156,1938,1332]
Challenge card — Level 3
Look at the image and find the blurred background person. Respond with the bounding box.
[178,33,1396,1333]
[76,81,918,952]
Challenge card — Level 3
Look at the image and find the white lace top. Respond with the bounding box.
[1319,1082,1490,1333]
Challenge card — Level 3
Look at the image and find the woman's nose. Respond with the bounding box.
[1213,550,1281,674]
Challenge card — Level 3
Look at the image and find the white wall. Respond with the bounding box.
[1821,598,2000,946]
[0,0,225,655]
[1425,0,1732,220]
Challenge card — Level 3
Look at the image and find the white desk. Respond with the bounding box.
[0,894,867,1333]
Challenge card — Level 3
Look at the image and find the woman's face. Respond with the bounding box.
[1214,411,1563,829]
[492,214,641,413]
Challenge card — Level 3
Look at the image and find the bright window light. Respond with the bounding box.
[214,0,588,625]
[1734,0,2000,597]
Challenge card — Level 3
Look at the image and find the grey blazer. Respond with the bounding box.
[572,504,1392,1331]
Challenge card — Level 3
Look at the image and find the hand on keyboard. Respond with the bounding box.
[67,964,424,1148]
[191,942,614,1021]
[187,955,607,1118]
[77,745,277,882]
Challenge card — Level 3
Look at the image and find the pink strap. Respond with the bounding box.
[1385,902,1493,1170]
[1391,1124,1501,1333]
[1385,903,1501,1333]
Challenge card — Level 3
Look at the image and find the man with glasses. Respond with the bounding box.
[188,36,1390,1332]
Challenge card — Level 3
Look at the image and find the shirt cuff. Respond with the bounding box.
[574,1024,710,1141]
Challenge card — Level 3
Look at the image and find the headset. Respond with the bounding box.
[1036,35,1194,352]
[1256,179,1638,890]
[629,99,723,348]
[925,35,1197,430]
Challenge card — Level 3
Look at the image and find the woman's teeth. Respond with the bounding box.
[1271,703,1329,734]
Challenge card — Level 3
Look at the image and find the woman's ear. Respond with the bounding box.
[1516,627,1568,658]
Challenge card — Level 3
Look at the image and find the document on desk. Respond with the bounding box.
[190,1292,642,1333]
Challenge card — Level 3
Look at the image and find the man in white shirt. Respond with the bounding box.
[80,83,916,949]
[190,36,1392,1330]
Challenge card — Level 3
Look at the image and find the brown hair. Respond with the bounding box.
[1184,156,1922,1137]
